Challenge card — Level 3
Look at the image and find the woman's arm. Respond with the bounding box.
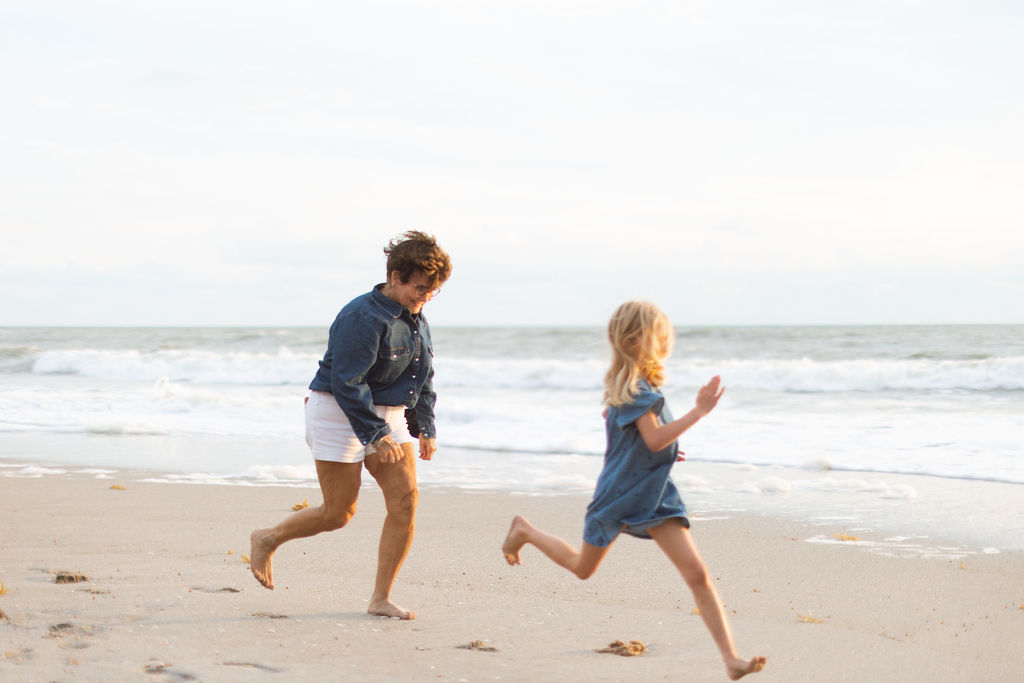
[635,376,724,452]
[328,312,390,445]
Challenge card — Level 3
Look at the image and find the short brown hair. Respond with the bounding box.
[384,231,452,287]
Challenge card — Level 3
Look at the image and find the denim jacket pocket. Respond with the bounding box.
[369,344,411,385]
[382,345,410,361]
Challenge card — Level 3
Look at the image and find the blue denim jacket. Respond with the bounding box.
[308,285,436,445]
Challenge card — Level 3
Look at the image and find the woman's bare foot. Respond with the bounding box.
[368,598,415,620]
[501,516,530,565]
[249,529,277,590]
[726,655,766,680]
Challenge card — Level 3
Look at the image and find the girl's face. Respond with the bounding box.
[650,315,674,361]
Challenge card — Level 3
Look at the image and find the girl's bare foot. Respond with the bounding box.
[249,529,277,590]
[726,655,766,680]
[368,598,415,620]
[501,516,530,565]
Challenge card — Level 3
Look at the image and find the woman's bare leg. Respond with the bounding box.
[249,459,362,590]
[647,520,766,680]
[502,515,610,580]
[363,443,418,619]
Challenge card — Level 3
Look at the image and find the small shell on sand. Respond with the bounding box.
[596,640,647,656]
[54,572,88,584]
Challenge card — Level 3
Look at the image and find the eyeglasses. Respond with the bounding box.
[412,283,441,297]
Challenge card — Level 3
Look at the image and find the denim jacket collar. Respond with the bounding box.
[370,283,405,320]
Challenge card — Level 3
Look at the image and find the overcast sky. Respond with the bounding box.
[2,1,1022,327]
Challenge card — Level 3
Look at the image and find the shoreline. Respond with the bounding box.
[3,432,1023,556]
[2,470,1022,681]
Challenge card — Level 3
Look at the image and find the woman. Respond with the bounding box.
[250,231,451,620]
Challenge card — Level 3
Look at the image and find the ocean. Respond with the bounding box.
[2,325,1022,554]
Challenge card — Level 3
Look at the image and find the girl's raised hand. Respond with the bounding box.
[695,375,725,416]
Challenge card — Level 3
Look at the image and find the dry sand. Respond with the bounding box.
[1,472,1022,682]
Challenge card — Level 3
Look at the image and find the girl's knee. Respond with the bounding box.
[571,541,608,580]
[573,565,598,580]
[680,559,710,587]
[571,554,603,580]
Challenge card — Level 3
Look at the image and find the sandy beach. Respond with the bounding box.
[1,471,1022,682]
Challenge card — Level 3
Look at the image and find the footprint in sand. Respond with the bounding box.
[221,661,283,673]
[46,622,99,649]
[143,661,199,681]
[2,647,34,664]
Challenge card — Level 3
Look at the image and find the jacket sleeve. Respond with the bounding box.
[409,361,437,439]
[328,311,390,445]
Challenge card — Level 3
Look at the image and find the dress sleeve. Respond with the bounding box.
[613,386,664,429]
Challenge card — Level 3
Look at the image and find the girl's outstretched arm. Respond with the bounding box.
[635,375,724,452]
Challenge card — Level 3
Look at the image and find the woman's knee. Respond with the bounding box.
[321,502,357,530]
[385,485,419,519]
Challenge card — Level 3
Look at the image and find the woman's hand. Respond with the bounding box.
[418,436,437,461]
[372,435,405,464]
[695,375,725,416]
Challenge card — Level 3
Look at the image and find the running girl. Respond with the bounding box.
[502,300,766,680]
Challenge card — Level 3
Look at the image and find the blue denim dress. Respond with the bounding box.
[583,380,689,548]
[308,285,436,445]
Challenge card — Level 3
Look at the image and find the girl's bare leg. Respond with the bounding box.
[502,515,610,579]
[249,459,362,590]
[647,520,766,680]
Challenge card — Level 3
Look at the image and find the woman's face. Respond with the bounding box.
[386,271,440,314]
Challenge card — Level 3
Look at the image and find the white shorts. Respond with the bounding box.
[304,391,413,464]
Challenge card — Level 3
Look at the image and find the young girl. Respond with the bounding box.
[502,301,766,680]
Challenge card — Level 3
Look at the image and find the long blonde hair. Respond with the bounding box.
[603,301,674,407]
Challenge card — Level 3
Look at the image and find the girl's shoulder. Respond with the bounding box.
[631,378,664,403]
[609,379,664,427]
[635,377,659,392]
